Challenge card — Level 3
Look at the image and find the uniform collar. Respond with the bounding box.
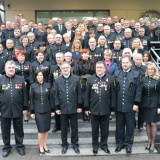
[96,73,105,79]
[5,74,15,79]
[62,73,71,79]
[123,68,131,73]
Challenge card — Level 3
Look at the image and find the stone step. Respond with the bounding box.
[0,136,149,147]
[0,126,147,135]
[43,145,158,156]
[0,130,147,140]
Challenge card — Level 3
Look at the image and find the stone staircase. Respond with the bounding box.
[0,114,158,156]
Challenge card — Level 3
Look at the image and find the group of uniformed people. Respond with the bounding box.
[0,16,160,157]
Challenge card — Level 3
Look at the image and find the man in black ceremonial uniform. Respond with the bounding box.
[84,61,116,155]
[49,52,64,132]
[114,56,142,154]
[111,39,123,69]
[0,60,28,157]
[3,39,16,61]
[50,34,68,65]
[1,21,14,48]
[55,62,82,154]
[88,38,102,64]
[131,54,146,130]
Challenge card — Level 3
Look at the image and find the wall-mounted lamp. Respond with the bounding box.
[7,4,11,9]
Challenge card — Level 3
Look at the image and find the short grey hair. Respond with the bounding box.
[133,53,143,60]
[5,60,15,68]
[124,28,132,33]
[56,52,64,57]
[27,32,35,37]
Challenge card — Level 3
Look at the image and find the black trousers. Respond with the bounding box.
[116,111,135,149]
[91,114,109,149]
[1,116,25,152]
[60,113,78,147]
[55,113,61,129]
[138,106,144,128]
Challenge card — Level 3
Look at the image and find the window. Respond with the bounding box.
[0,2,5,23]
[36,10,110,25]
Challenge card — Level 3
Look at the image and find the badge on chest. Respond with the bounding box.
[15,84,22,89]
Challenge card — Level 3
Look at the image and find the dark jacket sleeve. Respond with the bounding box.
[29,65,35,84]
[30,85,35,114]
[110,78,116,111]
[54,80,60,110]
[77,77,82,108]
[84,77,90,111]
[134,73,142,105]
[49,84,55,112]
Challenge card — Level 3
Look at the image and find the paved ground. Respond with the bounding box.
[0,149,160,160]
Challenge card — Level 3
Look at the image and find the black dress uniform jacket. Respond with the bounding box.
[12,37,21,47]
[3,48,16,62]
[15,61,31,84]
[121,37,134,49]
[114,69,142,112]
[0,52,7,74]
[50,43,68,64]
[111,49,123,69]
[104,33,116,49]
[88,47,102,64]
[30,60,50,84]
[1,29,14,48]
[0,75,28,118]
[48,64,61,86]
[138,35,151,51]
[113,29,125,40]
[131,63,146,80]
[20,45,34,62]
[84,74,116,115]
[30,82,54,114]
[55,74,82,114]
[141,77,160,108]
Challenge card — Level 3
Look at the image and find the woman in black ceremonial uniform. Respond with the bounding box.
[30,49,50,84]
[141,62,160,153]
[30,70,55,156]
[15,50,31,122]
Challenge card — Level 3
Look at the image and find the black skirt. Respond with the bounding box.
[35,111,51,133]
[143,107,160,123]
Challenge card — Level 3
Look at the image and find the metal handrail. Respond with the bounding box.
[150,41,160,44]
[150,47,160,70]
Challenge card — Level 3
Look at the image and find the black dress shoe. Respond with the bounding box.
[73,147,80,154]
[93,148,98,155]
[52,127,60,132]
[2,150,11,157]
[17,149,25,156]
[101,147,110,154]
[83,114,87,122]
[126,148,132,154]
[115,146,122,153]
[138,127,143,131]
[44,149,51,153]
[62,147,68,154]
[149,149,154,153]
[24,119,28,122]
[145,146,150,150]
